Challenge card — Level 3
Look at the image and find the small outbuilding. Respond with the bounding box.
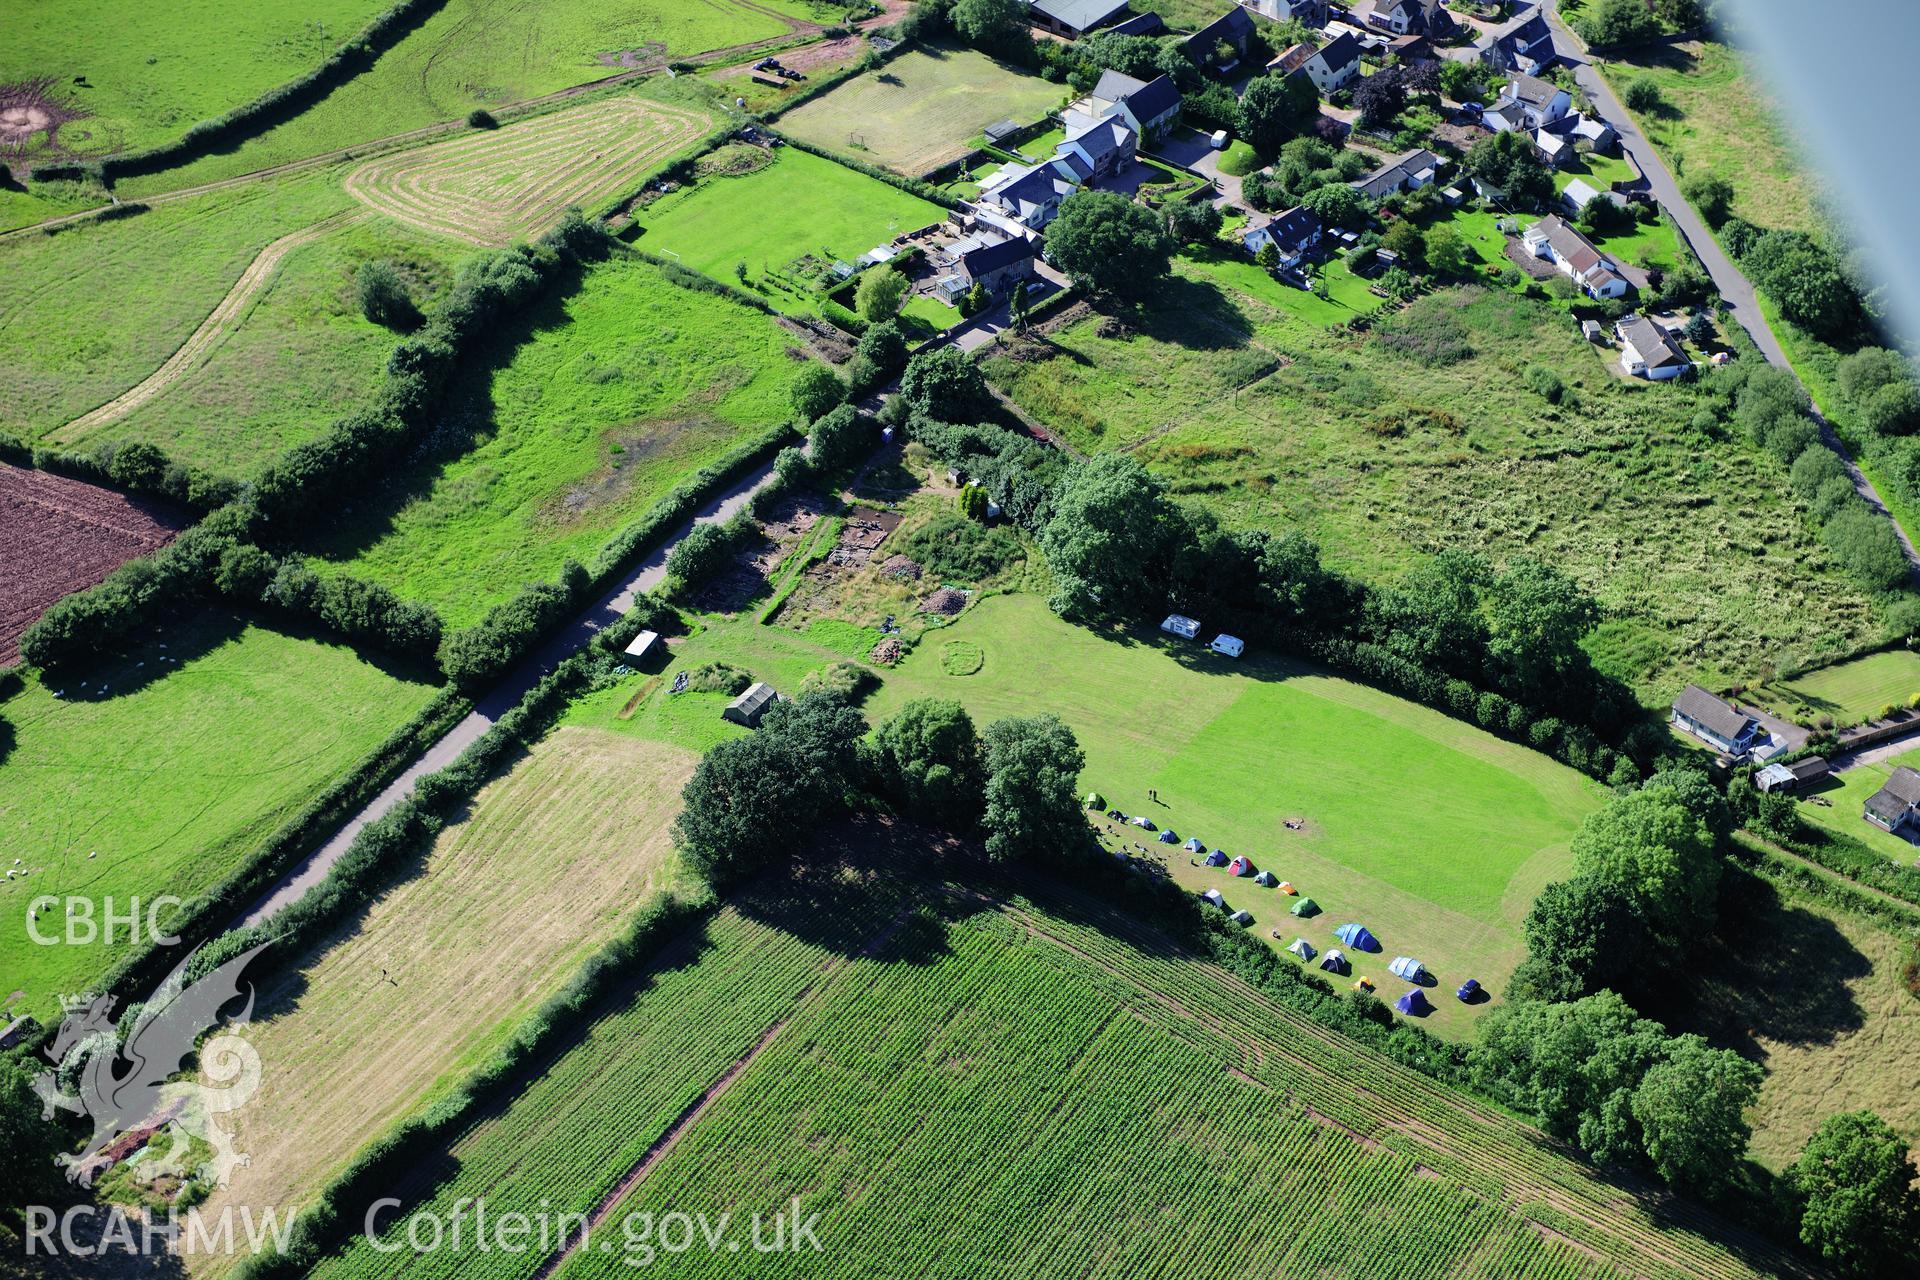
[723,682,780,727]
[1394,988,1434,1016]
[1161,613,1202,640]
[622,629,662,665]
[1754,757,1831,794]
[1210,633,1245,658]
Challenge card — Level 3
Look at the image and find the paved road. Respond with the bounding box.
[1541,1,1920,580]
[237,460,777,927]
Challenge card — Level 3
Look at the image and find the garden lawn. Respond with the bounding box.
[1747,649,1920,728]
[0,169,357,443]
[1,0,389,164]
[779,44,1065,177]
[0,613,440,1019]
[1799,750,1920,865]
[632,146,944,311]
[51,214,465,476]
[987,277,1888,699]
[303,254,809,629]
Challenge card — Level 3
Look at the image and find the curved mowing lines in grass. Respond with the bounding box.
[344,98,711,245]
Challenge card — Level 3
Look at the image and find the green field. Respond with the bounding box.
[985,275,1888,699]
[301,253,810,628]
[1798,750,1920,865]
[0,614,440,1017]
[1747,648,1920,728]
[567,590,1600,1024]
[0,168,357,446]
[632,147,945,312]
[779,45,1066,177]
[2,0,389,162]
[308,855,1790,1280]
[108,0,790,197]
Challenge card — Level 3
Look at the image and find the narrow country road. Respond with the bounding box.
[237,460,777,927]
[1541,1,1920,581]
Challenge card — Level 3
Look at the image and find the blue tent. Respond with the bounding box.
[1158,829,1179,844]
[1204,849,1229,867]
[1318,949,1348,975]
[1334,923,1380,952]
[1456,978,1482,1002]
[1184,837,1205,853]
[1394,988,1433,1016]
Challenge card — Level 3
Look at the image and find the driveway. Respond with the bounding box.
[951,263,1069,353]
[1540,1,1920,581]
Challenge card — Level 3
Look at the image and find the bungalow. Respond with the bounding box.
[1243,205,1323,268]
[1616,313,1692,380]
[1183,7,1258,72]
[1354,0,1453,36]
[724,681,781,728]
[1754,757,1832,794]
[1296,32,1363,95]
[1351,146,1441,200]
[1088,69,1183,141]
[1522,215,1629,298]
[1671,684,1762,756]
[1028,0,1132,38]
[1483,74,1571,135]
[1480,7,1556,75]
[1864,765,1920,840]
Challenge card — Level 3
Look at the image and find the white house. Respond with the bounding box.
[1297,32,1363,95]
[1671,685,1762,756]
[1616,313,1692,380]
[1086,70,1183,142]
[1242,205,1323,269]
[1480,7,1556,75]
[1484,74,1571,134]
[1522,215,1629,298]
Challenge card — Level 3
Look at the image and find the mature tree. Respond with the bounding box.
[855,267,910,322]
[1787,1111,1920,1277]
[900,345,991,421]
[1823,505,1911,591]
[856,318,909,379]
[1166,198,1224,245]
[673,694,867,885]
[1570,788,1720,941]
[1043,191,1173,298]
[1301,181,1368,228]
[1239,73,1316,155]
[981,714,1087,863]
[1256,240,1281,273]
[1580,0,1661,47]
[1353,66,1406,129]
[1641,765,1732,841]
[1257,529,1340,625]
[0,1062,69,1230]
[792,363,845,424]
[1423,225,1472,277]
[665,521,736,597]
[950,0,1029,55]
[1510,875,1650,1003]
[356,260,419,329]
[1485,557,1598,707]
[1040,453,1178,618]
[1838,348,1920,435]
[1631,1035,1763,1191]
[1438,57,1494,104]
[874,699,986,829]
[1371,548,1488,675]
[1464,129,1554,208]
[1380,218,1425,268]
[1680,172,1735,228]
[808,403,871,474]
[1623,76,1664,113]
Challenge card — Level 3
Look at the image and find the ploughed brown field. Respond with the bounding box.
[0,462,182,664]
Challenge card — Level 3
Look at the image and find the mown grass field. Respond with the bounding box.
[301,253,810,629]
[1798,750,1920,864]
[0,613,440,1017]
[568,590,1599,1026]
[632,146,944,311]
[0,167,357,445]
[110,2,787,197]
[779,45,1066,177]
[1746,648,1920,728]
[1,0,388,162]
[52,214,465,475]
[192,726,695,1265]
[984,275,1888,700]
[309,852,1792,1280]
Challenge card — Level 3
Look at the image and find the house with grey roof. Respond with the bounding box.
[1480,6,1556,75]
[1616,313,1692,380]
[1089,69,1182,141]
[1242,205,1322,268]
[1351,147,1441,200]
[1354,0,1453,36]
[1865,765,1920,839]
[1484,74,1571,135]
[1182,7,1258,72]
[1671,685,1762,756]
[1028,0,1132,38]
[1297,32,1363,95]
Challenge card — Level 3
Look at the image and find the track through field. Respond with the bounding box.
[343,96,711,244]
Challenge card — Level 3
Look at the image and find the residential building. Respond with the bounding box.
[958,234,1037,296]
[1671,685,1762,756]
[1483,74,1571,134]
[1183,7,1259,71]
[1354,0,1453,36]
[1057,114,1136,181]
[1246,0,1329,23]
[1267,41,1315,77]
[1864,765,1920,840]
[1088,69,1183,141]
[1522,215,1629,298]
[1242,205,1323,268]
[1616,313,1692,380]
[1387,33,1436,64]
[1297,32,1363,94]
[1754,757,1831,794]
[1531,127,1573,168]
[1107,10,1168,35]
[1028,0,1132,38]
[1351,147,1441,200]
[1480,7,1556,75]
[979,162,1074,230]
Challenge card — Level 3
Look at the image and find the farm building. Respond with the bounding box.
[1107,11,1168,36]
[1028,0,1131,38]
[1670,685,1762,756]
[622,630,662,665]
[724,682,781,728]
[1754,757,1831,794]
[1863,765,1920,840]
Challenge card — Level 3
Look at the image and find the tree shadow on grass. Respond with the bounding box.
[1118,274,1256,353]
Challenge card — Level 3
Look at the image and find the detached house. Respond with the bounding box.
[1351,147,1441,200]
[1481,8,1556,75]
[1866,767,1920,840]
[1616,313,1692,380]
[1087,69,1182,142]
[1671,685,1763,756]
[1242,205,1323,268]
[1246,0,1329,23]
[1296,32,1363,95]
[1354,0,1454,36]
[1522,215,1629,298]
[979,163,1074,230]
[1028,0,1132,38]
[1183,7,1258,73]
[1484,74,1571,134]
[1057,115,1136,181]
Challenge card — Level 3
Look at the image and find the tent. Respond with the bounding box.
[1253,870,1278,887]
[1334,923,1380,952]
[1286,938,1316,961]
[1354,977,1374,992]
[1130,815,1156,830]
[1277,881,1297,895]
[1319,948,1348,974]
[1158,829,1179,844]
[1201,888,1226,909]
[1289,897,1320,917]
[1183,837,1205,853]
[1230,909,1254,926]
[1388,956,1425,982]
[1084,792,1106,809]
[1456,978,1482,1002]
[1227,855,1255,878]
[1204,849,1229,867]
[1394,988,1433,1016]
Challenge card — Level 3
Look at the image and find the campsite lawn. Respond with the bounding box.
[778,44,1066,177]
[568,591,1602,1033]
[0,613,440,1019]
[1745,648,1920,728]
[984,278,1889,701]
[192,725,695,1251]
[632,146,945,312]
[301,253,809,629]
